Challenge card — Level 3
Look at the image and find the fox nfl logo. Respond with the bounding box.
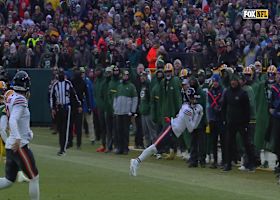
[242,9,269,19]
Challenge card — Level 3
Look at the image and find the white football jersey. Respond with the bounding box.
[5,92,33,149]
[171,103,203,137]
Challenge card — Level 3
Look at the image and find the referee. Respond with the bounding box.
[50,68,82,156]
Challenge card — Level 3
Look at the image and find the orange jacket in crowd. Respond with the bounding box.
[146,46,158,69]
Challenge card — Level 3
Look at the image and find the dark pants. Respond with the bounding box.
[244,122,260,167]
[105,112,114,151]
[155,125,176,150]
[271,117,280,160]
[56,105,71,152]
[83,117,89,135]
[116,114,130,154]
[225,123,255,168]
[94,108,106,146]
[5,146,38,181]
[69,111,83,148]
[134,114,144,147]
[209,121,225,164]
[189,128,206,164]
[93,109,100,141]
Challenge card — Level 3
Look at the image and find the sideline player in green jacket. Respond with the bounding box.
[159,63,182,159]
[113,70,138,154]
[107,66,121,152]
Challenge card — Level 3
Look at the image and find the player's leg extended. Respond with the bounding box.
[18,146,40,199]
[130,125,172,176]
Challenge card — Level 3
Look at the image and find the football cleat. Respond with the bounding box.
[130,159,139,176]
[17,171,30,183]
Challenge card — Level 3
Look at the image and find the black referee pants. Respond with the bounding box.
[56,105,71,152]
[69,111,83,148]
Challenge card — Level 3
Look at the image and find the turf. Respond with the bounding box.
[0,127,279,200]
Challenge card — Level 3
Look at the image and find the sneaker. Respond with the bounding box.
[57,151,66,156]
[130,159,139,176]
[176,149,182,157]
[238,165,247,171]
[181,151,188,160]
[205,155,210,164]
[155,154,162,160]
[17,171,30,183]
[96,146,106,152]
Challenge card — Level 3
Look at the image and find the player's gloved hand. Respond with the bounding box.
[128,112,132,116]
[28,131,34,141]
[164,117,171,123]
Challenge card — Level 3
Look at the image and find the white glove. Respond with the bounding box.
[28,131,34,141]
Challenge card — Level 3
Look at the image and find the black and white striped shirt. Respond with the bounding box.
[50,79,81,109]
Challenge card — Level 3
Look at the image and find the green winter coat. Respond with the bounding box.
[107,77,121,114]
[139,81,151,116]
[254,81,270,150]
[94,76,105,111]
[242,85,256,120]
[113,81,138,115]
[159,77,182,125]
[101,77,111,113]
[150,79,162,125]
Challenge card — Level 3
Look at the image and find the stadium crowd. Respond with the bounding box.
[0,0,280,173]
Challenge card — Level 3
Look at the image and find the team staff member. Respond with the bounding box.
[269,67,280,174]
[0,71,40,200]
[70,68,90,149]
[107,66,121,152]
[113,70,138,155]
[94,67,106,150]
[207,74,225,168]
[159,63,182,159]
[81,67,96,145]
[50,68,82,156]
[222,74,255,172]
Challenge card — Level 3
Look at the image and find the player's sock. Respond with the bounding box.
[29,175,40,200]
[0,177,12,189]
[138,144,157,163]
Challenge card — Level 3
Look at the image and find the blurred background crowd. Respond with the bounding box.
[0,0,280,70]
[0,0,280,172]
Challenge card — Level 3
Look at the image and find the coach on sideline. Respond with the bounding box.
[50,68,82,156]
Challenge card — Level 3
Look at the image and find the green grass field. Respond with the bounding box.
[0,127,279,200]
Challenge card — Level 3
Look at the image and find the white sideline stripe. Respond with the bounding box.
[63,106,71,152]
